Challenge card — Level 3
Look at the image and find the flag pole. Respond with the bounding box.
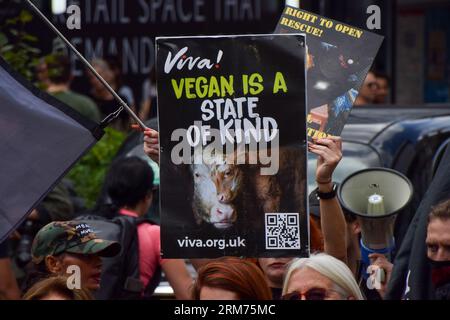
[24,0,147,130]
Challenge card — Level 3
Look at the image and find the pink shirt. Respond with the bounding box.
[119,209,165,291]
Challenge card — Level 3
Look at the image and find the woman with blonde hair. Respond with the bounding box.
[23,276,93,300]
[282,253,364,300]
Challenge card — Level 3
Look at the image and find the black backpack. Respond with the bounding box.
[74,214,162,300]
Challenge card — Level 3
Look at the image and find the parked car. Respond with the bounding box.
[107,105,450,298]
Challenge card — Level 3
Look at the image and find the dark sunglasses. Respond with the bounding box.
[281,288,329,301]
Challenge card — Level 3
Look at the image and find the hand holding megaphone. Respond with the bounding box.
[367,253,393,299]
[337,167,413,290]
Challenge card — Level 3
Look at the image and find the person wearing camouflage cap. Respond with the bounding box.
[30,220,120,291]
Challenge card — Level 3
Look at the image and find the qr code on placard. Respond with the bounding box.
[265,213,300,249]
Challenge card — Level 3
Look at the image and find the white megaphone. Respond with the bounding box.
[337,168,413,280]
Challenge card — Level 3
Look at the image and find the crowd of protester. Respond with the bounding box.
[0,53,448,301]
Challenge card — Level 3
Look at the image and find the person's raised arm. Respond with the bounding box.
[161,259,194,300]
[308,136,347,264]
[143,128,159,164]
[189,259,212,272]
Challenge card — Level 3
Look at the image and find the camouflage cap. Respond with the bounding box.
[31,221,121,264]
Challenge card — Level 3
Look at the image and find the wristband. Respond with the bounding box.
[316,183,337,200]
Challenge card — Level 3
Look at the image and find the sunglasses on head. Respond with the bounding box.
[281,288,330,301]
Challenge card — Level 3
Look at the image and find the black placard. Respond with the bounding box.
[275,6,384,139]
[156,34,308,258]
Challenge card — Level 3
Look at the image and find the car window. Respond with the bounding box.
[307,142,381,195]
[431,138,450,179]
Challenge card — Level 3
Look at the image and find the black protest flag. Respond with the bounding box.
[386,145,450,300]
[0,57,103,242]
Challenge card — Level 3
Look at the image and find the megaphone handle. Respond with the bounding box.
[378,267,386,283]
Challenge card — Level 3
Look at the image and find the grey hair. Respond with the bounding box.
[282,253,364,300]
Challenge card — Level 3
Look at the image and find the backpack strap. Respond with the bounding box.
[143,264,162,299]
[135,216,157,225]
